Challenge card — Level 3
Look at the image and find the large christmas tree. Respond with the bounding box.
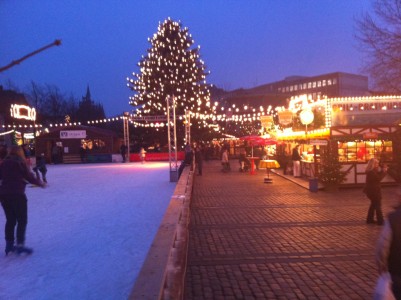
[127,18,212,131]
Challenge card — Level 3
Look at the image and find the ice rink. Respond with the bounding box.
[0,162,175,300]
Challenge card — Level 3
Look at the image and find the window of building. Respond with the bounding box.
[303,83,307,89]
[337,140,393,162]
[83,138,106,151]
[308,82,312,88]
[328,79,332,85]
[312,82,317,88]
[317,81,322,87]
[333,78,337,85]
[322,80,326,86]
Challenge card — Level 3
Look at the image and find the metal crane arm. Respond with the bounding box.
[0,39,62,73]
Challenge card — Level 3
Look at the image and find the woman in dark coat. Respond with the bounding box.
[365,158,387,225]
[0,145,45,255]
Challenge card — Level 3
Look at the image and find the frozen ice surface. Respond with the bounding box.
[0,162,175,300]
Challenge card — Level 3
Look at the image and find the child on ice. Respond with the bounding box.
[33,153,47,183]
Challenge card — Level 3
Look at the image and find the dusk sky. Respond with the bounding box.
[1,1,372,117]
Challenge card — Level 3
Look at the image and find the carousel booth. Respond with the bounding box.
[276,95,401,186]
[35,125,121,164]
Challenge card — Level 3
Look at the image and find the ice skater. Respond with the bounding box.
[33,153,47,183]
[139,147,146,164]
[0,145,46,255]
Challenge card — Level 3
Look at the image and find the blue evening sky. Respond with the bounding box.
[0,0,372,117]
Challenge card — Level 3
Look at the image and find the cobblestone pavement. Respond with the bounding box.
[184,160,399,300]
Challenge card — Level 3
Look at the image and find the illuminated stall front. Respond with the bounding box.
[276,95,401,186]
[329,96,400,185]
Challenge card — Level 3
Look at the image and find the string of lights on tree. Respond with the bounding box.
[126,18,212,122]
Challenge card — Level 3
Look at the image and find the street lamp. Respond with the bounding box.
[300,108,314,141]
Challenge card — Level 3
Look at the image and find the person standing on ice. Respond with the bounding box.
[33,153,47,183]
[139,147,146,164]
[0,145,45,255]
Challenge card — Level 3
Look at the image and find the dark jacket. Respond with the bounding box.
[0,154,42,195]
[34,156,47,172]
[292,147,302,161]
[365,169,386,199]
[388,206,401,276]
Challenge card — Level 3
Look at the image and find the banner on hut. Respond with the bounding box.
[260,115,274,129]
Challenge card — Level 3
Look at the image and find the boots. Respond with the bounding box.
[15,244,33,255]
[5,241,16,255]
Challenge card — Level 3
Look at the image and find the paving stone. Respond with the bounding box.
[184,160,397,299]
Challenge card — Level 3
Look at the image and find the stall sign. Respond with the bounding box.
[363,132,379,139]
[260,115,274,128]
[278,110,293,125]
[10,104,36,121]
[309,139,328,146]
[60,130,86,139]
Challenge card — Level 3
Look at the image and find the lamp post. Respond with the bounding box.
[123,112,130,161]
[300,108,318,181]
[300,108,314,141]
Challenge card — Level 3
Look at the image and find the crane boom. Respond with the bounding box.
[0,39,61,73]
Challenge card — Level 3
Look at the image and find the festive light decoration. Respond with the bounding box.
[4,95,401,140]
[10,104,36,121]
[127,18,212,123]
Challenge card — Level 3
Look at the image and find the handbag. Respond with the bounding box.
[373,272,396,300]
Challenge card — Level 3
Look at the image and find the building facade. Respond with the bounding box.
[222,72,369,108]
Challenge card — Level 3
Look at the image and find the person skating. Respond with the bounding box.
[139,147,146,164]
[0,145,46,255]
[33,153,47,183]
[120,143,128,163]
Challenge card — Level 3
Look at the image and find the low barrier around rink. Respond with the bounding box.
[129,162,194,300]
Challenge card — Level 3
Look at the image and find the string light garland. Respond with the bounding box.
[4,95,401,139]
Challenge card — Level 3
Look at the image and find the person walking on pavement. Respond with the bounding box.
[365,158,387,225]
[376,186,401,299]
[195,145,203,176]
[0,145,46,255]
[33,153,47,183]
[281,149,291,175]
[292,145,302,177]
[221,148,230,172]
[184,142,193,165]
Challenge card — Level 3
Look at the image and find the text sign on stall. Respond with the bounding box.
[60,130,86,139]
[278,110,293,125]
[260,115,274,129]
[309,139,328,146]
[363,132,379,139]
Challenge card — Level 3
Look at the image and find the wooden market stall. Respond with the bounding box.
[275,95,401,186]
